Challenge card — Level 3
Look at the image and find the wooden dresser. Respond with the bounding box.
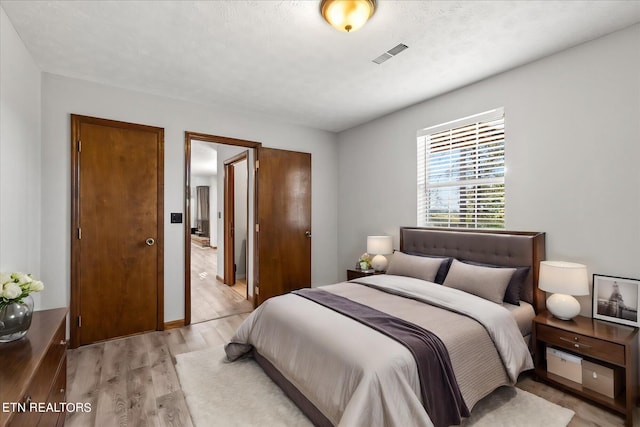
[0,308,68,427]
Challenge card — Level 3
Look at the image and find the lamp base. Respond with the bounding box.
[370,254,388,272]
[546,293,581,320]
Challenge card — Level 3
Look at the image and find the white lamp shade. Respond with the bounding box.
[539,261,589,296]
[367,236,392,255]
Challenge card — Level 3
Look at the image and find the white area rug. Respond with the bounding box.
[176,346,574,427]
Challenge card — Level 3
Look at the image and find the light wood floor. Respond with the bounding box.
[231,278,247,299]
[65,311,635,427]
[190,244,252,324]
[65,313,250,427]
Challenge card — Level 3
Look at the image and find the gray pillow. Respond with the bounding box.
[460,260,530,305]
[443,259,516,304]
[386,251,444,283]
[403,252,453,284]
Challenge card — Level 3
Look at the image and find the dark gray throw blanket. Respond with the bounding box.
[293,288,469,427]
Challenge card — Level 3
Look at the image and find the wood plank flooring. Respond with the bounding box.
[66,311,635,427]
[231,278,247,299]
[65,313,250,427]
[190,244,252,324]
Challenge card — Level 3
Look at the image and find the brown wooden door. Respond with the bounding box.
[256,147,311,304]
[71,115,164,347]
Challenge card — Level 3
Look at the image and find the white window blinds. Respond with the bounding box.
[417,108,505,229]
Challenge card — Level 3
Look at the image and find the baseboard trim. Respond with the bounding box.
[164,319,185,330]
[216,275,224,283]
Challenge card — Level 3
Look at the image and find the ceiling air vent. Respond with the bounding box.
[372,52,392,64]
[372,43,408,65]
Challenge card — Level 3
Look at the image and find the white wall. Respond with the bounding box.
[0,9,43,309]
[234,159,248,278]
[40,74,339,321]
[338,24,640,316]
[208,174,217,246]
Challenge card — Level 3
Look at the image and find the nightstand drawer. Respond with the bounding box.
[537,324,625,365]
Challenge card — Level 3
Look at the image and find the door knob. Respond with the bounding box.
[146,238,155,246]
[305,231,312,238]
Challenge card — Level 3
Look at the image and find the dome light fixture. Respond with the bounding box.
[320,0,376,33]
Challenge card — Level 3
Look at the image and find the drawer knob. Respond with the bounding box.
[60,339,67,346]
[592,372,598,379]
[559,336,591,348]
[60,388,65,394]
[25,395,32,405]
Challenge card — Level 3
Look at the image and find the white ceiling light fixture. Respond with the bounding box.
[320,0,376,33]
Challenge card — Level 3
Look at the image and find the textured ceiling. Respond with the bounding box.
[2,1,639,132]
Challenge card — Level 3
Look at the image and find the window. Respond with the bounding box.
[417,108,505,229]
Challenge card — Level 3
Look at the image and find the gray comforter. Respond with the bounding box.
[226,275,533,427]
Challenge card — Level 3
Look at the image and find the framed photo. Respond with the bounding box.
[592,274,640,327]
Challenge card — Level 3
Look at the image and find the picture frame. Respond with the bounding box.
[592,274,640,327]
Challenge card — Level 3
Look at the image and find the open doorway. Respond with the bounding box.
[223,152,249,298]
[185,133,259,325]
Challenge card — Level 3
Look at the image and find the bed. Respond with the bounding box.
[226,227,546,427]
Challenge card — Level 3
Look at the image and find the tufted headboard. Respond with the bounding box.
[400,227,546,312]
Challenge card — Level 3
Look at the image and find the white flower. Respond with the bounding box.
[13,272,33,285]
[3,283,22,299]
[0,272,11,285]
[0,272,44,307]
[29,280,44,292]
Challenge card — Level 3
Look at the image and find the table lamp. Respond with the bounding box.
[367,236,393,272]
[539,261,589,320]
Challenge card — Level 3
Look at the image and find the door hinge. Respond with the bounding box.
[255,224,259,232]
[255,160,259,169]
[77,140,82,152]
[78,315,82,327]
[78,228,82,239]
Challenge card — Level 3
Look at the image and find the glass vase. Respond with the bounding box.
[0,295,34,343]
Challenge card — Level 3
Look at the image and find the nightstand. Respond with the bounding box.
[532,311,639,426]
[346,269,385,281]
